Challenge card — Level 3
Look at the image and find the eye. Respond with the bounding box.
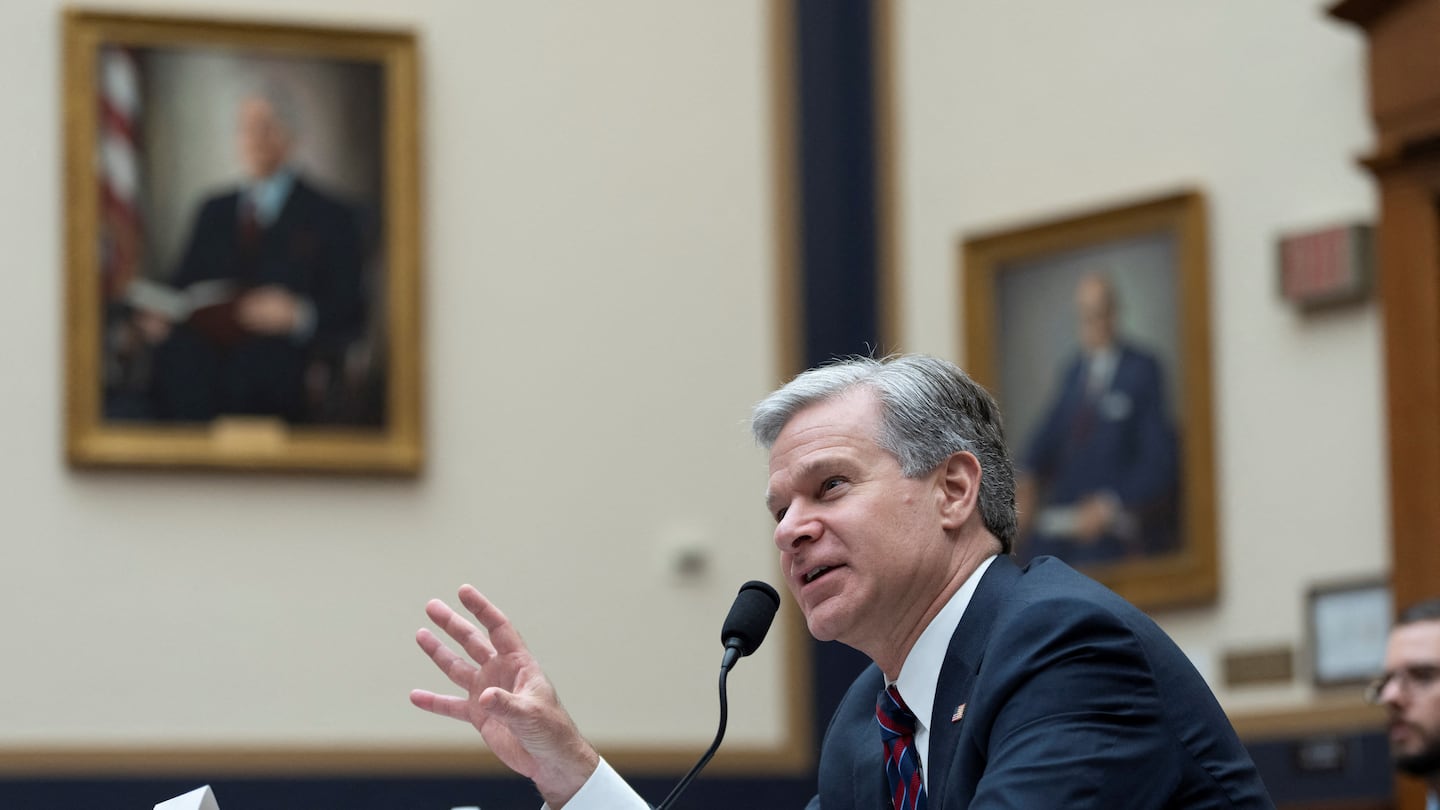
[774,506,788,523]
[821,476,846,494]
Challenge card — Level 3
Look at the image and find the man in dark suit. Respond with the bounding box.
[134,86,365,422]
[1017,272,1180,565]
[411,354,1271,808]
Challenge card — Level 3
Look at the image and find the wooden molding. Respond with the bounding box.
[1230,700,1386,743]
[1329,0,1412,28]
[0,741,811,778]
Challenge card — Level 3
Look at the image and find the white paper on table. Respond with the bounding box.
[154,784,221,810]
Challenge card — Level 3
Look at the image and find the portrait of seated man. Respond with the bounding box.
[1015,271,1181,566]
[121,79,372,425]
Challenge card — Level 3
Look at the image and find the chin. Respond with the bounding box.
[805,622,838,643]
[1394,742,1440,777]
[801,603,850,644]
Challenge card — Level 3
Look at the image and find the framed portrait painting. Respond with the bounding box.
[63,10,422,473]
[962,191,1216,609]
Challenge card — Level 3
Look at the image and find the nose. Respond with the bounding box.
[773,503,819,551]
[1379,675,1408,708]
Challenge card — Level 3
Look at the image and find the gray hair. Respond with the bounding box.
[239,78,302,138]
[751,354,1017,553]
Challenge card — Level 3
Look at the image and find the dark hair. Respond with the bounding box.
[1397,598,1440,626]
[751,354,1017,553]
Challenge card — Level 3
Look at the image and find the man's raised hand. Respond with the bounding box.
[411,585,598,807]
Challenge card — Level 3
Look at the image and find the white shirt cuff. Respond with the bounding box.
[540,757,648,810]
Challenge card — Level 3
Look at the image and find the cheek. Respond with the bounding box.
[1420,696,1440,727]
[778,551,797,587]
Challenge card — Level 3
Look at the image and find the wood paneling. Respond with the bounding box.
[1330,2,1440,808]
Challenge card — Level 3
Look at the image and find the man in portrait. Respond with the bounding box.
[129,81,367,424]
[1014,271,1180,566]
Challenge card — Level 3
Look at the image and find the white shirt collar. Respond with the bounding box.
[246,166,297,227]
[891,554,998,788]
[1086,345,1119,395]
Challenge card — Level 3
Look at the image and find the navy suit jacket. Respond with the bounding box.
[150,177,365,421]
[807,556,1272,809]
[171,177,366,352]
[1022,344,1179,561]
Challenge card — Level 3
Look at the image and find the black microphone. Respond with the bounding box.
[720,580,782,671]
[655,580,780,810]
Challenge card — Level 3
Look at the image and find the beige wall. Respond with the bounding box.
[895,0,1384,713]
[0,0,1383,763]
[2,0,791,752]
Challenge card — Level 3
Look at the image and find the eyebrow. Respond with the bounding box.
[1390,662,1440,673]
[764,454,855,514]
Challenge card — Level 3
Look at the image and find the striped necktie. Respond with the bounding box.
[876,684,927,810]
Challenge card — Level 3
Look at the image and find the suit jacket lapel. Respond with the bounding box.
[833,664,889,810]
[856,741,889,810]
[924,555,1021,803]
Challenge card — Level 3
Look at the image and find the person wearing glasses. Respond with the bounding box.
[1371,599,1440,809]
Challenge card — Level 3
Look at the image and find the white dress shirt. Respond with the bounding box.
[541,757,645,810]
[1084,345,1118,398]
[245,166,296,227]
[889,554,996,792]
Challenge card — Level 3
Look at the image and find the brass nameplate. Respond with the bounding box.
[1223,645,1295,687]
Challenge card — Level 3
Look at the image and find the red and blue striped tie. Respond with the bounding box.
[876,685,927,810]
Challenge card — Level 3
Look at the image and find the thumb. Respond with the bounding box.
[476,686,529,721]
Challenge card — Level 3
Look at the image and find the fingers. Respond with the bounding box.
[456,585,530,658]
[410,684,528,741]
[409,689,474,722]
[414,587,534,712]
[425,597,498,666]
[416,627,485,692]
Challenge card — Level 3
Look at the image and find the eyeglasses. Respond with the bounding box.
[1365,664,1440,705]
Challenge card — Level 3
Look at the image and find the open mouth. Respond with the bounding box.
[803,565,837,584]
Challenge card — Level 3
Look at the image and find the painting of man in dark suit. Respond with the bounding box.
[965,192,1213,606]
[1014,272,1180,565]
[104,50,386,428]
[69,15,419,473]
[134,87,366,422]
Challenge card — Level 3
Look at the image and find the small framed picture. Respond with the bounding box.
[63,10,422,474]
[1307,578,1390,687]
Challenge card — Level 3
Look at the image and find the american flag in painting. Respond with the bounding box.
[98,45,144,300]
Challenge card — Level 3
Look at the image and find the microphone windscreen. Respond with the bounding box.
[720,580,781,657]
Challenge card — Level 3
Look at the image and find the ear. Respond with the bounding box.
[936,451,982,531]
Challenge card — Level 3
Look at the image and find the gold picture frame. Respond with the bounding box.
[962,190,1216,610]
[64,9,422,474]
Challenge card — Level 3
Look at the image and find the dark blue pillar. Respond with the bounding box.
[795,0,883,368]
[793,0,885,758]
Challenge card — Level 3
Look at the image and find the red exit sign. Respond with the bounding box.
[1277,223,1373,309]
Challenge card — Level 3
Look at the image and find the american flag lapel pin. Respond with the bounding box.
[951,703,966,723]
